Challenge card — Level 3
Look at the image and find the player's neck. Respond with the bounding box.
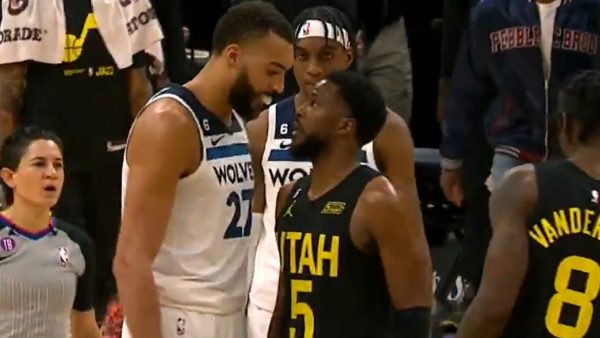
[2,202,51,232]
[569,144,600,180]
[308,148,359,201]
[187,59,234,124]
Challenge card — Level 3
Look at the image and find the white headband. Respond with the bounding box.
[296,20,351,49]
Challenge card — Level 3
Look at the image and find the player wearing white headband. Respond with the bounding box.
[245,6,428,338]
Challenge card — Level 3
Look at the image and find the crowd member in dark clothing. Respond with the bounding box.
[438,0,473,114]
[437,0,492,315]
[440,0,599,195]
[0,0,155,322]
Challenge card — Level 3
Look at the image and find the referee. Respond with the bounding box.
[0,127,101,338]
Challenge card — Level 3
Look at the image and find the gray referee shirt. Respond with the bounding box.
[0,215,95,338]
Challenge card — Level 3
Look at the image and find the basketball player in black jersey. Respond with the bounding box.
[268,71,432,338]
[457,70,600,338]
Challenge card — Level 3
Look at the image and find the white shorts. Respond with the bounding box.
[246,301,273,338]
[122,306,246,338]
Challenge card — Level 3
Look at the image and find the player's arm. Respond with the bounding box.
[127,53,153,118]
[113,101,199,338]
[247,108,269,217]
[372,109,424,243]
[456,165,536,338]
[267,182,294,338]
[0,62,27,144]
[359,176,433,338]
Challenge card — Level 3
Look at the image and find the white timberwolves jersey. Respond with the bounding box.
[122,86,256,314]
[249,96,379,311]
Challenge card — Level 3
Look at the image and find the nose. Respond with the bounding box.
[296,102,307,119]
[306,60,323,79]
[44,164,58,178]
[271,75,285,94]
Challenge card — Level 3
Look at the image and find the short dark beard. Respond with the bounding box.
[228,69,255,121]
[290,134,326,160]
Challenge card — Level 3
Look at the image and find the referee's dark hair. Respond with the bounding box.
[212,1,294,54]
[0,127,63,207]
[327,71,386,146]
[559,70,600,144]
[292,6,359,70]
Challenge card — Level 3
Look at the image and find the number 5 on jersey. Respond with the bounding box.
[290,279,315,338]
[223,189,253,239]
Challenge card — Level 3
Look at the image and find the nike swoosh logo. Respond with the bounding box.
[279,140,292,149]
[211,135,226,146]
[106,141,126,152]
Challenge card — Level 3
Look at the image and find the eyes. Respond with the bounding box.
[267,68,284,77]
[294,50,335,62]
[32,160,63,170]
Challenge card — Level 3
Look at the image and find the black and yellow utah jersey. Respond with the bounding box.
[502,160,600,338]
[276,165,391,338]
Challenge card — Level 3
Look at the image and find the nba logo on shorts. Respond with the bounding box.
[176,317,185,335]
[58,247,69,267]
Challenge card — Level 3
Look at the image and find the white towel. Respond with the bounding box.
[0,0,65,64]
[92,0,164,71]
[0,0,164,71]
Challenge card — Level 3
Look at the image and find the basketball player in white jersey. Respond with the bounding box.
[245,6,423,338]
[113,3,294,338]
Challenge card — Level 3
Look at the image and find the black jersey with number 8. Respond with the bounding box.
[502,160,600,338]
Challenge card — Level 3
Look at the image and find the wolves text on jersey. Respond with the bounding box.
[213,161,254,186]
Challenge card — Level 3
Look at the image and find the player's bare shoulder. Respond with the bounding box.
[498,163,537,190]
[375,109,411,144]
[126,96,201,174]
[358,175,401,215]
[492,164,538,208]
[372,108,414,176]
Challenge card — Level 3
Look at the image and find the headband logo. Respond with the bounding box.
[301,22,310,35]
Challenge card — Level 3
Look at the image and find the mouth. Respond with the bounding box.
[261,95,272,107]
[293,120,301,136]
[43,185,57,193]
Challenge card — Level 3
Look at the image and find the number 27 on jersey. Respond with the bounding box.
[223,189,253,239]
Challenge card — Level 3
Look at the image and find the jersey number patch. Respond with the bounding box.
[545,255,600,337]
[223,189,253,239]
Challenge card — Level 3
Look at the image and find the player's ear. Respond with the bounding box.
[0,168,16,189]
[223,44,242,69]
[345,48,354,68]
[337,117,355,137]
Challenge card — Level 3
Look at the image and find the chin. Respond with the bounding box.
[40,198,59,210]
